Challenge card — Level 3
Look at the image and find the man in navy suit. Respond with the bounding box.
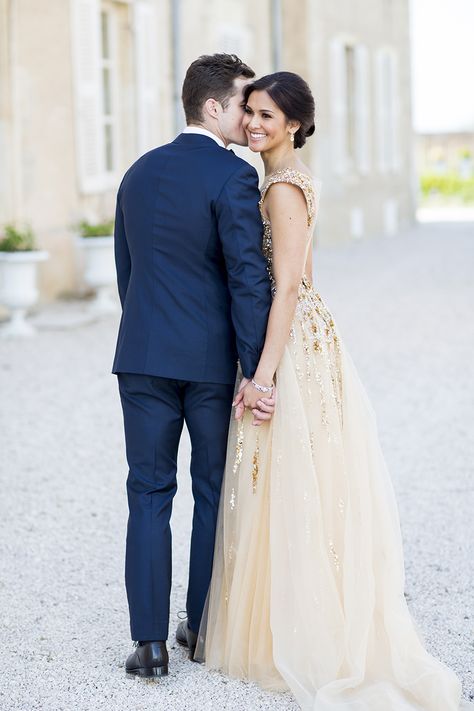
[112,54,272,677]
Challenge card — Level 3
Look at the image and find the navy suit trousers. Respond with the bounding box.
[118,372,234,641]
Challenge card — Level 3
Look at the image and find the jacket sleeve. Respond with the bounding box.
[114,189,131,309]
[215,162,271,378]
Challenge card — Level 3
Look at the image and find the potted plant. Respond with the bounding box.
[0,224,48,337]
[77,219,117,314]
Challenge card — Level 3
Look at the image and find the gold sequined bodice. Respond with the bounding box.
[259,168,316,287]
[257,167,341,407]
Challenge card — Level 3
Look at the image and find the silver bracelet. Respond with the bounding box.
[251,378,273,394]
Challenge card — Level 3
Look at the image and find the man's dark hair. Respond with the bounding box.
[244,72,316,149]
[182,53,255,125]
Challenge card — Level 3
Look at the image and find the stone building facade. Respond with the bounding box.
[0,0,415,300]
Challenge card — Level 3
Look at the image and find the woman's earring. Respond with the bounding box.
[290,132,295,143]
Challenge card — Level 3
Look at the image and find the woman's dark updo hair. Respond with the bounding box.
[243,72,315,149]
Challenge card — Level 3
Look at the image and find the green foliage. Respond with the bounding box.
[0,224,36,252]
[420,173,474,204]
[79,219,114,238]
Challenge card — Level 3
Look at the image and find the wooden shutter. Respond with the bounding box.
[134,0,159,156]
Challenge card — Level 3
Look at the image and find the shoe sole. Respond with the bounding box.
[126,665,168,678]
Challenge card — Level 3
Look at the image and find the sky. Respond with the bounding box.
[410,0,474,133]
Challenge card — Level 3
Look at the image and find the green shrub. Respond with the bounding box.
[420,173,474,204]
[79,219,114,238]
[0,224,35,252]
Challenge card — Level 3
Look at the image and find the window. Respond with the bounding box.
[330,39,370,175]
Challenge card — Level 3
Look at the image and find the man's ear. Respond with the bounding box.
[203,98,220,119]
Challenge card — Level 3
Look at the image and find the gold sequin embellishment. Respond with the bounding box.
[252,435,260,493]
[233,418,244,474]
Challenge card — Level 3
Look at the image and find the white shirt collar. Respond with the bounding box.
[182,126,226,149]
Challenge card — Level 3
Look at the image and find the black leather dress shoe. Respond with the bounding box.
[125,641,168,677]
[176,620,198,660]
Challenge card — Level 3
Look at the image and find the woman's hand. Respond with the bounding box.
[233,379,276,425]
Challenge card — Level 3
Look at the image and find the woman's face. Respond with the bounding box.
[242,90,298,152]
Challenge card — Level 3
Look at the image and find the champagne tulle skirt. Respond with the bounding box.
[196,279,469,711]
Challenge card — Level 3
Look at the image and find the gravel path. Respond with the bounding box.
[0,222,473,710]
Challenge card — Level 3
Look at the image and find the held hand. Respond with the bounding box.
[234,378,276,424]
[251,392,276,426]
[242,381,263,412]
[233,377,250,420]
[244,377,275,418]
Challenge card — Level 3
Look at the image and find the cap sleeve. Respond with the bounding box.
[260,168,316,227]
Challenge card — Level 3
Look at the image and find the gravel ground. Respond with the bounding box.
[0,221,473,710]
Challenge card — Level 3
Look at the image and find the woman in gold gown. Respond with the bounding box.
[195,72,471,711]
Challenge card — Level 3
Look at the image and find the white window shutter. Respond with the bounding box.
[354,44,370,175]
[216,24,250,58]
[374,49,388,173]
[329,39,347,175]
[0,119,9,219]
[71,0,104,193]
[134,1,159,156]
[389,53,401,172]
[375,49,400,174]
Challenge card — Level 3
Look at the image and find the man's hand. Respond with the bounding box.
[232,377,250,421]
[233,378,276,425]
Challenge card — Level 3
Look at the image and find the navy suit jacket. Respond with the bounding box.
[112,133,271,384]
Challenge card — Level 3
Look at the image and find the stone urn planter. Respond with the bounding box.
[0,225,48,338]
[77,220,117,315]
